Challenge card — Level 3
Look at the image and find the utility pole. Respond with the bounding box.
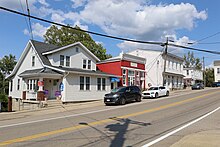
[203,56,206,87]
[163,37,168,86]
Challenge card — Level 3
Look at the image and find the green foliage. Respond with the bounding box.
[44,25,112,60]
[204,68,214,87]
[183,51,202,70]
[0,54,16,94]
[0,94,8,112]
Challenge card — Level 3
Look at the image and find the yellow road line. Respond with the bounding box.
[0,91,218,146]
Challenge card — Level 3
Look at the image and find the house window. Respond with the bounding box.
[60,55,64,66]
[32,56,35,67]
[122,69,126,85]
[17,79,20,90]
[86,77,90,90]
[27,79,37,91]
[97,78,101,90]
[76,47,79,52]
[88,60,91,69]
[217,68,220,74]
[10,80,13,92]
[102,78,106,90]
[83,59,87,69]
[66,56,70,67]
[128,70,135,86]
[80,76,84,90]
[187,70,189,75]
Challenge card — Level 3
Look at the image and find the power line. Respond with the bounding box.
[192,31,220,44]
[25,0,33,40]
[0,6,163,46]
[168,43,220,55]
[1,5,220,55]
[197,41,220,45]
[19,0,30,36]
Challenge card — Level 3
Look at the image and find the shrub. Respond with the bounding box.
[0,94,8,112]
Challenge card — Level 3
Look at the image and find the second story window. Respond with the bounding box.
[60,55,64,66]
[83,59,87,69]
[32,56,35,67]
[217,68,220,74]
[17,79,20,90]
[88,60,91,69]
[66,56,70,67]
[187,70,189,75]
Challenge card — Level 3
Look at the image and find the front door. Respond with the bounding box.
[50,80,58,99]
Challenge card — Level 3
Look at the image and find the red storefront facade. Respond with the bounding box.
[97,53,146,90]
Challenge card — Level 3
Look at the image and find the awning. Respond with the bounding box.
[110,77,120,82]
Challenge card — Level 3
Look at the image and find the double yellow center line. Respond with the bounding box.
[0,91,218,146]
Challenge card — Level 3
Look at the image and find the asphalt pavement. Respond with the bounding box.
[1,87,220,147]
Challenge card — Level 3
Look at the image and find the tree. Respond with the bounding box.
[0,54,17,94]
[44,25,112,60]
[204,68,214,87]
[183,51,202,70]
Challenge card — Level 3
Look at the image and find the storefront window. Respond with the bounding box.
[122,69,126,86]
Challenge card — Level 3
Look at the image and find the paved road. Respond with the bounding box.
[0,88,220,147]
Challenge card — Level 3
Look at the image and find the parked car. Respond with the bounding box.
[212,82,220,87]
[191,83,204,90]
[104,86,142,105]
[142,86,169,98]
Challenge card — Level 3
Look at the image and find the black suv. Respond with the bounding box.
[104,86,142,105]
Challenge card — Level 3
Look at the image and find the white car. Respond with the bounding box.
[142,86,169,98]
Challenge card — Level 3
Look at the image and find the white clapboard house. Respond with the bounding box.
[7,40,118,102]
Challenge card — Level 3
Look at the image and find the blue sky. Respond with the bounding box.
[0,0,220,67]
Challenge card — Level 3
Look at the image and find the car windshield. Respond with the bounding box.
[148,87,159,90]
[111,87,126,93]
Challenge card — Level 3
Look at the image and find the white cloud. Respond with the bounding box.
[79,1,207,40]
[38,0,49,7]
[117,41,163,53]
[73,21,88,31]
[71,0,88,8]
[51,13,65,23]
[24,23,48,38]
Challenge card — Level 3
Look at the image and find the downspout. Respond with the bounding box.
[62,72,69,103]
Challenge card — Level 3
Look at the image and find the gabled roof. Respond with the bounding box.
[42,42,100,62]
[31,40,59,66]
[214,60,220,66]
[19,68,63,78]
[97,53,146,64]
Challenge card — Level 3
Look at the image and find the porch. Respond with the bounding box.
[19,68,63,101]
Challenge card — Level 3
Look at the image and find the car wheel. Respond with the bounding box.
[166,91,169,96]
[136,95,141,102]
[155,93,158,98]
[120,97,126,105]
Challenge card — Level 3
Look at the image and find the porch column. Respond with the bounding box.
[38,78,44,91]
[37,78,45,101]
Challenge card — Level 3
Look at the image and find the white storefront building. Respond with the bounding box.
[129,49,184,90]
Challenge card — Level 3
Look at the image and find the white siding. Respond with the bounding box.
[63,73,111,102]
[214,65,220,82]
[47,45,96,70]
[129,50,184,89]
[9,46,44,98]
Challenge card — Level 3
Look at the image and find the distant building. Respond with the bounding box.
[128,49,184,90]
[213,60,220,82]
[183,68,203,86]
[97,53,146,90]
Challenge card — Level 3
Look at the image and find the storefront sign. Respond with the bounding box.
[38,81,44,86]
[130,62,137,67]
